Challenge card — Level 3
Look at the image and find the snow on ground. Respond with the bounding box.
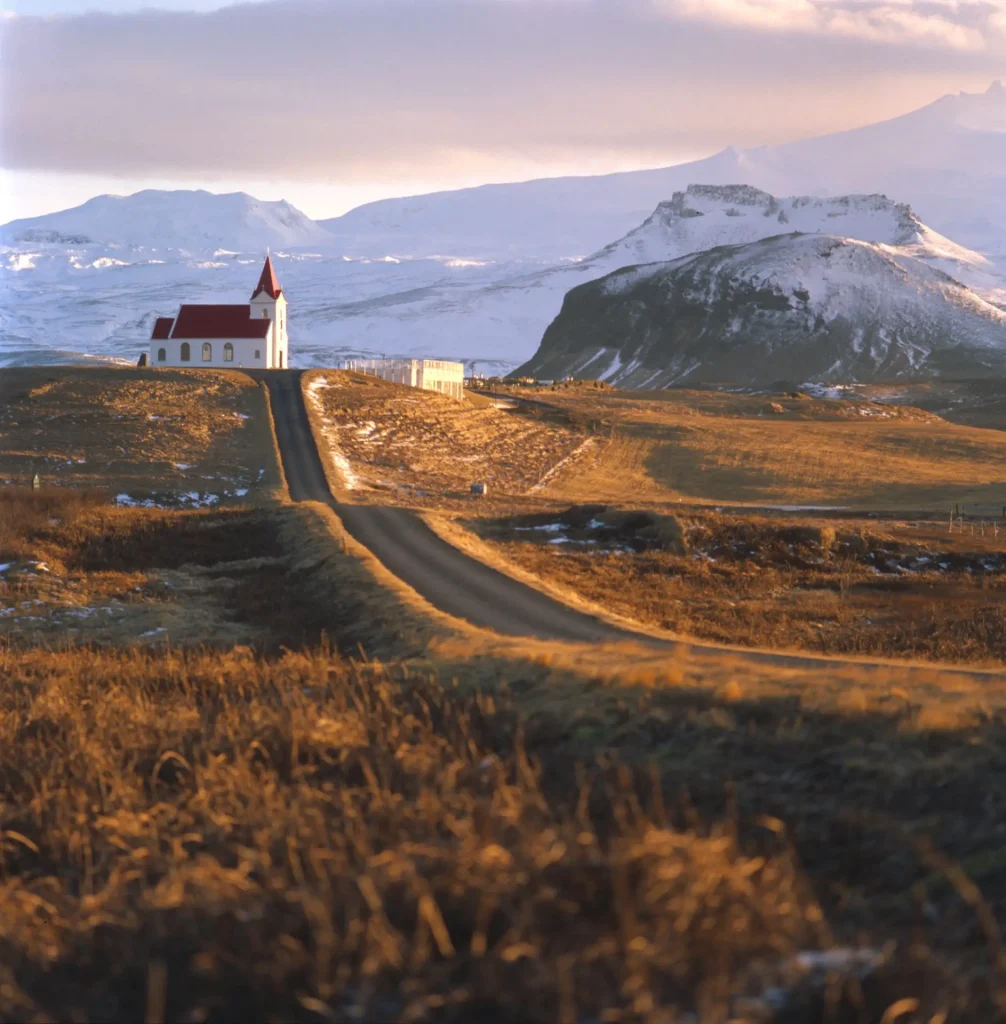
[304,377,360,490]
[4,180,1001,375]
[529,439,596,492]
[114,491,251,509]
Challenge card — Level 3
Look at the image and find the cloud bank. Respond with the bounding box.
[2,0,1003,186]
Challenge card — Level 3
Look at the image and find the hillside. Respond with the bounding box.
[519,233,1006,387]
[0,189,331,254]
[5,184,999,373]
[320,82,1005,262]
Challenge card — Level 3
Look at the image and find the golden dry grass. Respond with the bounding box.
[7,644,972,1024]
[302,370,589,509]
[4,493,1006,1019]
[0,367,283,505]
[467,508,1006,667]
[517,386,1006,514]
[5,372,1006,1018]
[0,486,307,649]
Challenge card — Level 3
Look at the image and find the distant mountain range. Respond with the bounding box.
[1,82,1003,376]
[317,81,1005,263]
[518,233,1006,387]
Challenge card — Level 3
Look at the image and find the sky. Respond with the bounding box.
[1,0,1003,222]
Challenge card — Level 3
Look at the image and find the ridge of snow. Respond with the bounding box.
[1,189,332,254]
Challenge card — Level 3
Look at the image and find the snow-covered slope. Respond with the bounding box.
[0,190,332,254]
[3,186,1001,372]
[518,234,1006,387]
[320,82,1006,264]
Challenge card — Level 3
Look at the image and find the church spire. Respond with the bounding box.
[251,254,282,300]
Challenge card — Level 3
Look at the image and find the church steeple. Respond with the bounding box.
[248,254,288,368]
[251,255,282,301]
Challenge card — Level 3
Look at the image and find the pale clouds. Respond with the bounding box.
[1,0,1002,194]
[660,0,1004,50]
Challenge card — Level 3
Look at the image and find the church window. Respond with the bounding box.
[262,309,269,319]
[180,342,190,362]
[279,351,284,368]
[157,348,166,362]
[255,350,261,360]
[202,342,212,362]
[223,343,234,362]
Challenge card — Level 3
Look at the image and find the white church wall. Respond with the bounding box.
[150,335,272,369]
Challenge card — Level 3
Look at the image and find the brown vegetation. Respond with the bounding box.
[302,370,589,508]
[5,372,1006,1019]
[4,646,1006,1018]
[512,385,1006,514]
[469,507,1006,667]
[0,486,308,649]
[0,367,283,505]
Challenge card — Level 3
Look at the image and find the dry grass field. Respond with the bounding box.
[0,486,313,649]
[4,493,1006,1021]
[465,505,1006,667]
[0,367,283,507]
[5,370,1006,1020]
[302,370,590,509]
[512,384,1006,515]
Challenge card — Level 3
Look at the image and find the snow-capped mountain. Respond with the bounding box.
[0,189,331,254]
[594,186,997,293]
[518,234,1006,387]
[2,82,1003,373]
[2,186,1002,372]
[320,82,1005,264]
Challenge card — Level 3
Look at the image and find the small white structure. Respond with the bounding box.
[343,358,465,400]
[149,256,289,369]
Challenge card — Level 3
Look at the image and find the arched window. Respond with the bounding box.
[180,342,190,362]
[202,342,212,362]
[261,309,269,319]
[157,347,166,362]
[223,343,234,362]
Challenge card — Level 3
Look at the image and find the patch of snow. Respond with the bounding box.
[304,379,360,490]
[528,439,596,492]
[753,504,850,511]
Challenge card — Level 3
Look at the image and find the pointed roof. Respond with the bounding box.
[251,255,282,301]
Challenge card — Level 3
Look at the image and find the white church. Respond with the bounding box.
[149,256,289,369]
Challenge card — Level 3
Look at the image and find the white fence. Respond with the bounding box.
[341,358,465,400]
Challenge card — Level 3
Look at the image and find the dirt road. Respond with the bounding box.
[260,372,1003,677]
[262,371,635,641]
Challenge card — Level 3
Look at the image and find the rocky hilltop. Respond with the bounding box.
[517,233,1006,387]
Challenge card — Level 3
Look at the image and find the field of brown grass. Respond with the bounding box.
[0,486,313,649]
[0,367,283,507]
[4,494,1006,1020]
[5,370,1006,1019]
[302,370,590,509]
[465,506,1006,668]
[511,384,1006,515]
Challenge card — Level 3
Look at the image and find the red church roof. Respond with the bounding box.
[170,305,272,340]
[151,317,174,340]
[250,255,282,300]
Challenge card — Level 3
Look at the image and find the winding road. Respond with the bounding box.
[257,371,1002,679]
[261,371,639,641]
